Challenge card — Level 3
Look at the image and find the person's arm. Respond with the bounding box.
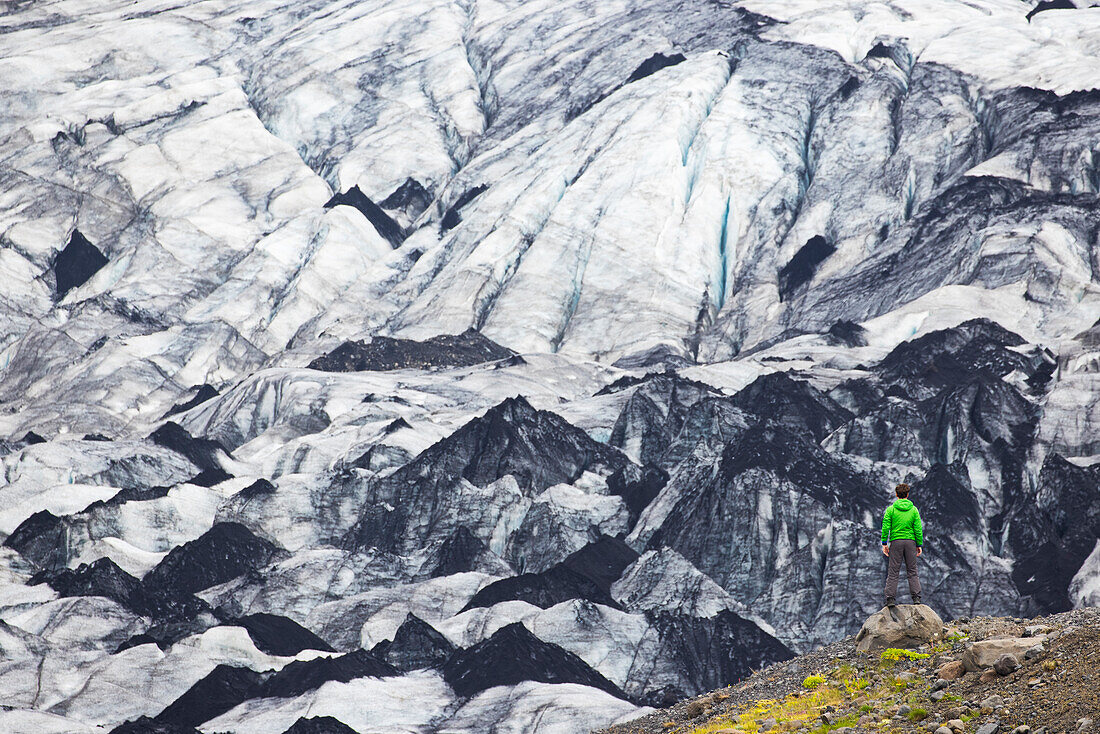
[915,508,923,553]
[881,507,891,554]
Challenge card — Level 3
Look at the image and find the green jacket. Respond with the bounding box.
[881,498,923,546]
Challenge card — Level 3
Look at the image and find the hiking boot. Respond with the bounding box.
[912,595,922,605]
[885,598,896,608]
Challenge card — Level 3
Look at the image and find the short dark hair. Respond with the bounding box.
[895,483,910,498]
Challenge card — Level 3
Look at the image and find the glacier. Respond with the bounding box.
[2,0,1100,732]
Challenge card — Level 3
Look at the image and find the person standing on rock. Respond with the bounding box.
[882,482,923,607]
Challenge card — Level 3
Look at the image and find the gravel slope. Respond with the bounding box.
[600,608,1100,734]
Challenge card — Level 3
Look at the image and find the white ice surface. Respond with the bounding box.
[437,681,647,734]
[202,672,455,734]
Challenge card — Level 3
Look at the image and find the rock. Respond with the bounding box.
[981,695,1005,710]
[1077,719,1094,733]
[930,690,946,701]
[937,660,966,680]
[855,604,945,652]
[1011,727,1031,734]
[947,720,965,732]
[932,678,950,691]
[936,727,953,734]
[981,695,1007,713]
[979,669,999,683]
[1024,644,1044,660]
[962,638,1041,671]
[993,653,1020,676]
[1024,625,1051,637]
[900,705,912,715]
[976,724,1000,734]
[684,699,708,718]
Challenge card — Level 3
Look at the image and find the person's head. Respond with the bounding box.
[895,482,910,499]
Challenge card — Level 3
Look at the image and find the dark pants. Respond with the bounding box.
[884,539,921,603]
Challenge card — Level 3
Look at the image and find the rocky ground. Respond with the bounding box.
[599,608,1100,734]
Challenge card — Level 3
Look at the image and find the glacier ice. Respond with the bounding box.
[2,0,1100,732]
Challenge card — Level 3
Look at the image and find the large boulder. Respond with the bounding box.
[961,637,1046,671]
[855,605,944,652]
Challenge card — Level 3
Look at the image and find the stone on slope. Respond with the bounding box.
[961,637,1045,671]
[308,329,514,372]
[855,604,944,652]
[937,660,966,680]
[441,622,626,700]
[994,653,1020,676]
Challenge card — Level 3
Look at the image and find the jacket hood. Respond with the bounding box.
[893,498,914,511]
